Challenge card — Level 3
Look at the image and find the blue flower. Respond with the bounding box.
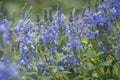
[18,20,24,30]
[65,63,70,69]
[63,58,68,63]
[36,63,45,72]
[23,46,29,53]
[84,10,91,17]
[94,30,99,35]
[0,19,9,32]
[0,62,19,80]
[50,59,56,66]
[19,43,25,48]
[110,7,118,20]
[101,47,108,56]
[79,21,84,29]
[0,19,10,45]
[115,49,120,57]
[91,13,98,27]
[2,32,10,45]
[74,73,79,77]
[20,56,30,65]
[103,1,110,8]
[39,25,45,31]
[97,12,108,26]
[70,57,78,65]
[97,6,104,11]
[109,0,116,3]
[65,26,72,35]
[86,31,95,38]
[55,12,66,21]
[42,71,50,76]
[27,65,32,72]
[58,61,63,66]
[14,28,20,36]
[32,74,38,79]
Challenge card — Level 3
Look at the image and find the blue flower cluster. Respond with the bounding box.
[0,61,19,80]
[0,19,10,49]
[82,0,120,57]
[0,0,120,79]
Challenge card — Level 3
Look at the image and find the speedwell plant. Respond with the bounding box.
[0,0,120,80]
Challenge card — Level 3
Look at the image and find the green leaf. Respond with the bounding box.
[58,66,64,71]
[99,61,112,67]
[57,35,67,47]
[59,55,69,62]
[45,66,57,70]
[32,66,38,72]
[81,41,88,44]
[84,49,97,59]
[84,49,103,60]
[0,50,4,58]
[56,52,63,63]
[26,72,37,76]
[55,52,69,64]
[59,71,71,74]
[112,62,120,78]
[10,32,18,42]
[40,77,50,80]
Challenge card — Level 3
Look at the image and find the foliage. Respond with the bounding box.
[0,0,120,80]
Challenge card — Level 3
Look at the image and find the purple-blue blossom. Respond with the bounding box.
[115,49,120,57]
[0,61,19,79]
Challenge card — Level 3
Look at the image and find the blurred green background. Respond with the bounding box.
[0,0,95,20]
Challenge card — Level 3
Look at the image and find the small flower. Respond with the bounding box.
[94,30,99,35]
[18,20,24,30]
[115,49,120,57]
[36,63,45,72]
[23,46,29,53]
[32,74,38,79]
[86,31,95,38]
[84,10,91,17]
[42,71,50,76]
[50,59,56,66]
[65,63,70,69]
[20,56,30,65]
[70,57,78,65]
[27,65,32,72]
[19,43,25,48]
[91,13,98,27]
[97,12,108,26]
[110,7,118,20]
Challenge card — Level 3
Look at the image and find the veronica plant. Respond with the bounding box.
[0,0,120,80]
